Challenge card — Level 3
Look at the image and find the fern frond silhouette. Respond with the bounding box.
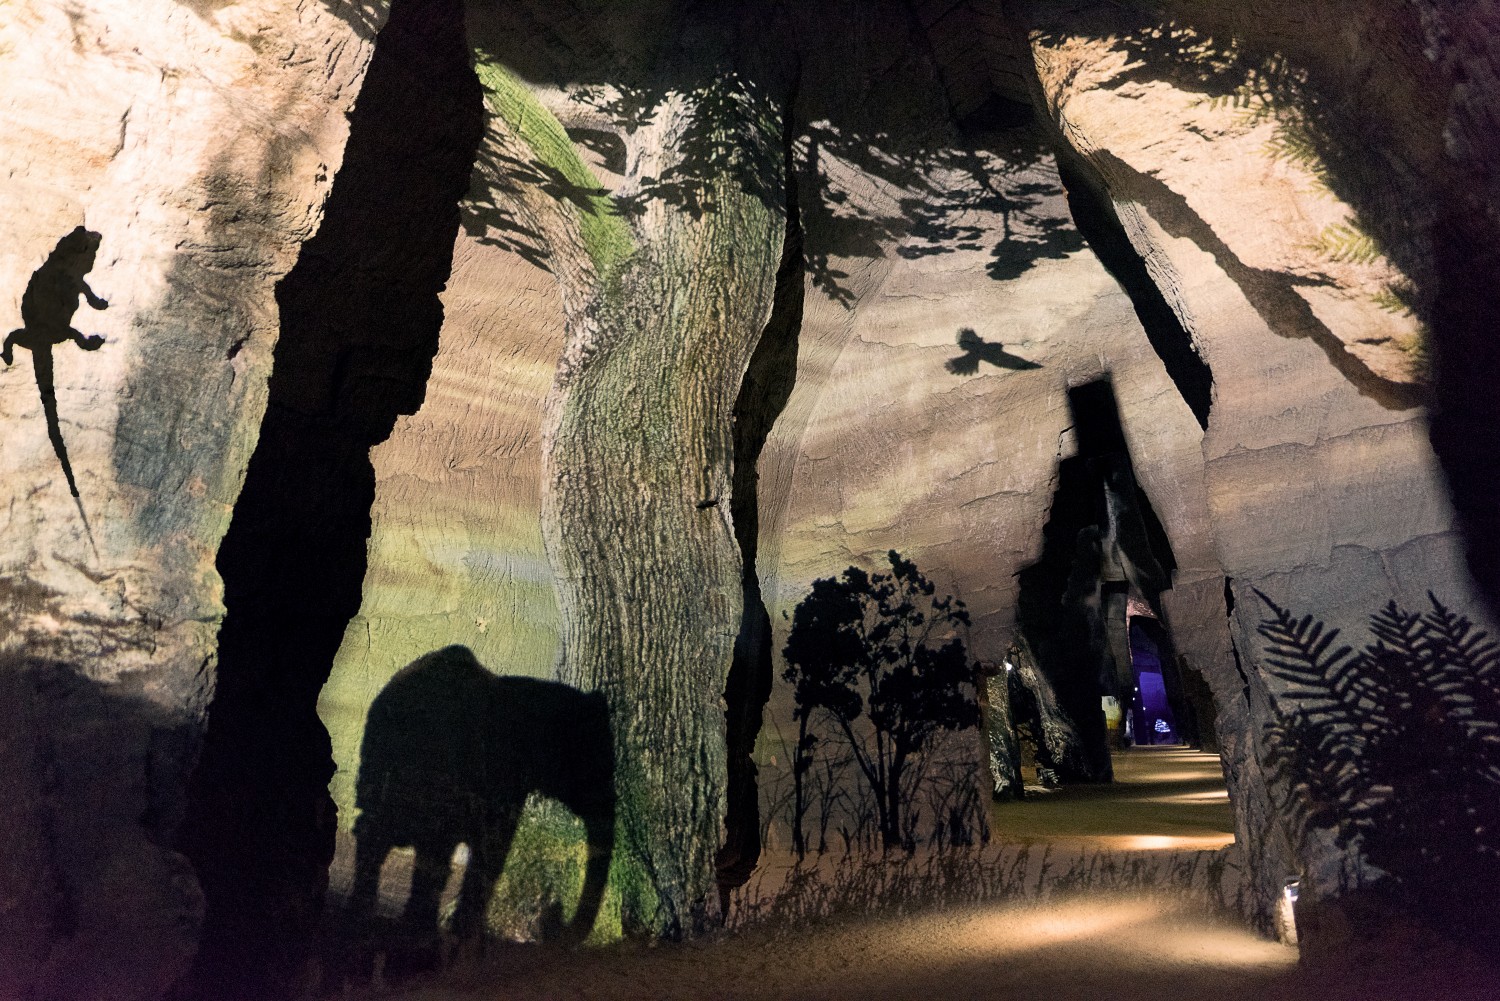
[1256,591,1500,944]
[1309,221,1383,265]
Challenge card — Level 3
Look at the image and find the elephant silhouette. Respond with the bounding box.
[349,645,615,943]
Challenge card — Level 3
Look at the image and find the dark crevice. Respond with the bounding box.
[716,107,805,909]
[172,2,484,997]
[1224,576,1251,692]
[1016,451,1113,781]
[1054,158,1216,430]
[956,93,1035,136]
[1069,380,1175,607]
[1427,211,1500,626]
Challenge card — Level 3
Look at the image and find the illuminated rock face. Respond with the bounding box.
[1011,0,1499,915]
[0,3,380,998]
[2,0,1498,997]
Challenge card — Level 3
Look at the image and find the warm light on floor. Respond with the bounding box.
[809,895,1295,985]
[1146,789,1233,805]
[1093,833,1238,851]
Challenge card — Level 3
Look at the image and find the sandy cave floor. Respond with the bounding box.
[346,892,1498,1001]
[332,748,1498,1000]
[989,745,1238,849]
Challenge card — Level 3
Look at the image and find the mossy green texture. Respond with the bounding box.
[472,57,634,280]
[319,509,561,824]
[543,136,787,932]
[483,797,657,945]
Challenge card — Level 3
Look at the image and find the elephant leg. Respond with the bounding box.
[451,807,518,940]
[402,837,456,938]
[379,837,451,984]
[349,823,391,924]
[570,805,615,942]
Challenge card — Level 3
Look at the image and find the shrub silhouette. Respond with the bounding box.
[783,551,980,853]
[1255,590,1500,943]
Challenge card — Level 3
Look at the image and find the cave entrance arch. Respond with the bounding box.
[995,377,1235,852]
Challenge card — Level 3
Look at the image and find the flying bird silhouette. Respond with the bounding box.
[945,327,1041,375]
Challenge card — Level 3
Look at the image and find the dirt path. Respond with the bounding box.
[355,891,1495,1001]
[991,746,1236,850]
[337,748,1499,1000]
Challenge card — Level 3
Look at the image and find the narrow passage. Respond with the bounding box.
[990,746,1236,852]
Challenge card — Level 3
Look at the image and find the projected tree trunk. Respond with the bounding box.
[466,30,791,930]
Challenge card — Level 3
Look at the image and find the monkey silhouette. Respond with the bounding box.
[350,645,616,945]
[4,226,108,502]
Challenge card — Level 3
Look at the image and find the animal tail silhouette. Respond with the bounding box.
[569,807,614,942]
[32,347,99,557]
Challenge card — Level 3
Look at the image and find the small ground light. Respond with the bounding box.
[1004,661,1014,672]
[1276,878,1300,946]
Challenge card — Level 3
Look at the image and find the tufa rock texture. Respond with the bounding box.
[2,1,1498,996]
[1,2,379,998]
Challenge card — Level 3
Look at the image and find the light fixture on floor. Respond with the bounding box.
[1276,877,1300,945]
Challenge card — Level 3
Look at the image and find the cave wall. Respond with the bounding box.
[0,3,382,998]
[315,0,798,941]
[3,0,1500,995]
[746,0,1224,856]
[1013,0,1499,915]
[316,46,569,876]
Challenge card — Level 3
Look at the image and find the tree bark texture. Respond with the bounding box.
[466,27,794,928]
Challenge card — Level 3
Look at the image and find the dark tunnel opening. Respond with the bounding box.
[1126,614,1208,749]
[171,3,485,997]
[1015,444,1114,782]
[1014,378,1196,782]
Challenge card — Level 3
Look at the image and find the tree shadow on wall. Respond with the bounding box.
[1032,10,1423,410]
[178,1,384,38]
[459,6,1085,303]
[780,551,985,857]
[460,108,624,274]
[310,0,385,37]
[336,646,614,982]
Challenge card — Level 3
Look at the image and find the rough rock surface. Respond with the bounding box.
[319,140,568,835]
[1015,0,1497,915]
[3,1,1500,997]
[0,3,378,998]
